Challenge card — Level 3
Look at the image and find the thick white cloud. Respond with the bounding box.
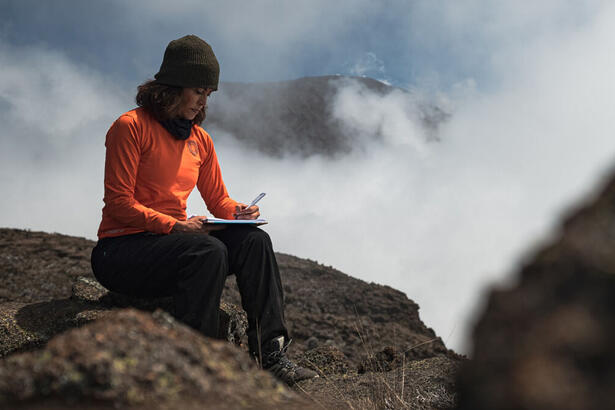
[195,2,615,352]
[0,41,132,237]
[1,1,615,354]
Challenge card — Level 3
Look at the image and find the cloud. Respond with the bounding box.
[0,42,127,140]
[195,2,615,353]
[1,1,615,354]
[0,40,132,237]
[331,78,431,152]
[347,52,389,84]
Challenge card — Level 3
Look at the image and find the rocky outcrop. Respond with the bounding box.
[72,276,248,346]
[0,227,463,408]
[0,228,458,366]
[0,309,300,409]
[0,229,93,304]
[0,276,247,358]
[458,171,615,409]
[276,254,459,365]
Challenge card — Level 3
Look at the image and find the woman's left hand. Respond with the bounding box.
[234,204,260,220]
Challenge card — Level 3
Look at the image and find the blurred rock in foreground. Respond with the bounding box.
[0,308,299,409]
[458,171,615,410]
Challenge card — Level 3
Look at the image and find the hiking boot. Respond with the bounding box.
[260,336,319,385]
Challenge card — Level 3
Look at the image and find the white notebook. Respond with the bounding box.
[204,217,268,226]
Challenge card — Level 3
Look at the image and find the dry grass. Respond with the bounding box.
[294,309,442,409]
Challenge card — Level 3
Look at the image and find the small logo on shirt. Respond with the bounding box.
[187,140,199,157]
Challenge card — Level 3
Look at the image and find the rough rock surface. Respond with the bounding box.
[298,355,462,409]
[296,345,350,376]
[358,346,405,374]
[0,227,463,408]
[71,276,248,346]
[458,171,615,409]
[273,254,460,365]
[0,309,300,409]
[0,228,458,366]
[0,298,110,358]
[0,229,92,303]
[0,277,247,358]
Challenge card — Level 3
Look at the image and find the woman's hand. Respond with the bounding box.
[233,204,260,220]
[171,216,225,234]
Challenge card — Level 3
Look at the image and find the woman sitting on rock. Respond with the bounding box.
[91,34,316,385]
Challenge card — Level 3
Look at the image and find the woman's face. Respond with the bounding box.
[177,87,213,120]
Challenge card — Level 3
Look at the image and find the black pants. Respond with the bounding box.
[91,226,288,352]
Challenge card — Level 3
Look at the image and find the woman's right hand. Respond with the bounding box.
[171,216,225,234]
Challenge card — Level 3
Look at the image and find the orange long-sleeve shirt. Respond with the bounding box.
[97,107,238,238]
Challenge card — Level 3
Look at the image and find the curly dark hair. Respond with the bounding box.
[135,80,206,125]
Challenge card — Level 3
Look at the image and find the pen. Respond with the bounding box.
[245,192,266,210]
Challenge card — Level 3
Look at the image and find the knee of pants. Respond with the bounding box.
[244,228,273,249]
[183,234,229,266]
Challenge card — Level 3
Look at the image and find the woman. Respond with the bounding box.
[91,35,316,385]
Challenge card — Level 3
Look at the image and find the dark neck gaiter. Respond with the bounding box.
[159,118,193,140]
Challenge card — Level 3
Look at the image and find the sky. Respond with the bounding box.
[1,0,615,353]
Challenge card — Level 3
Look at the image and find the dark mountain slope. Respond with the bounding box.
[205,75,448,157]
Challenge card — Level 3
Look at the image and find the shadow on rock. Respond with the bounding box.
[1,277,248,359]
[1,299,103,358]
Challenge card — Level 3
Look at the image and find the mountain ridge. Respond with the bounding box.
[205,75,448,157]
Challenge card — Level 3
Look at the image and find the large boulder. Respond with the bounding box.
[0,277,248,358]
[72,276,248,346]
[0,308,301,409]
[458,171,615,409]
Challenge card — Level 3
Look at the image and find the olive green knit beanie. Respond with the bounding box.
[154,35,219,90]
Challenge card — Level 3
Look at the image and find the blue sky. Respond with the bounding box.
[2,0,600,89]
[1,1,614,353]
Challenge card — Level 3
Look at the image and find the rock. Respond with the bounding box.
[296,345,349,376]
[0,277,248,359]
[217,301,248,346]
[0,227,463,408]
[0,299,110,358]
[72,276,176,312]
[358,346,402,374]
[1,228,460,368]
[0,229,96,305]
[458,171,615,410]
[400,356,463,409]
[277,253,459,365]
[0,309,302,409]
[357,336,457,374]
[72,276,248,346]
[299,355,462,409]
[306,336,319,350]
[71,275,107,302]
